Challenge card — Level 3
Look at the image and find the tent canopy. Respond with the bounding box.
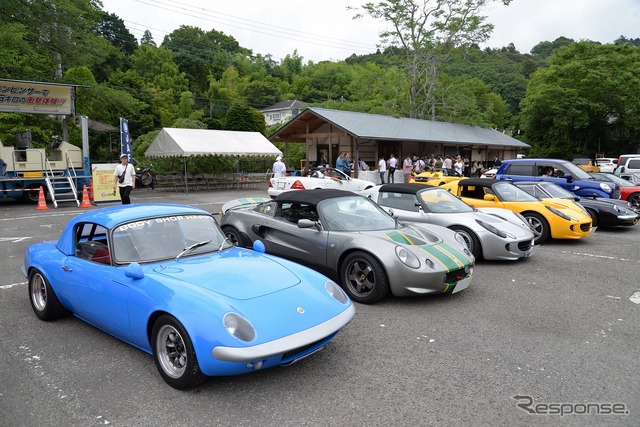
[145,128,282,158]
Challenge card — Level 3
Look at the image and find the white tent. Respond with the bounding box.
[145,128,282,192]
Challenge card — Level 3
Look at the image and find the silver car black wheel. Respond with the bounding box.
[341,252,389,304]
[223,227,245,247]
[450,226,480,259]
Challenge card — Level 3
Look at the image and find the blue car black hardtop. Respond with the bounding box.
[495,158,620,199]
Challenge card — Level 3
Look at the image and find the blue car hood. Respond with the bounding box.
[151,249,301,300]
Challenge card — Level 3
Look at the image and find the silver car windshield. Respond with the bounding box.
[419,188,473,213]
[319,195,397,231]
[111,214,225,263]
[537,182,575,199]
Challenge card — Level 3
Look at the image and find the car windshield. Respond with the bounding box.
[536,182,575,198]
[558,160,592,179]
[492,182,540,202]
[419,188,473,213]
[318,195,397,231]
[111,214,227,263]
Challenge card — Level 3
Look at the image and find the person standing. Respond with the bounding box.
[387,154,398,183]
[454,155,464,175]
[402,154,413,183]
[273,155,286,177]
[378,155,387,184]
[343,153,354,175]
[336,152,346,173]
[358,158,369,171]
[113,153,136,205]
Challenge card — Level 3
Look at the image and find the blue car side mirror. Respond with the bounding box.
[253,240,266,253]
[124,262,144,279]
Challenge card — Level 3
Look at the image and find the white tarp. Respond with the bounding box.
[145,128,282,158]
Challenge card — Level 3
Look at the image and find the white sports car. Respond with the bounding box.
[268,167,375,198]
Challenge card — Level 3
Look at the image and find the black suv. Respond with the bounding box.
[495,159,620,199]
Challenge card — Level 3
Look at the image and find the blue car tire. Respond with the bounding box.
[28,269,69,321]
[152,314,205,390]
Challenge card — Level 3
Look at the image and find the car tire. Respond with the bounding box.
[28,269,69,321]
[586,208,599,228]
[223,226,246,247]
[627,192,640,210]
[23,184,44,204]
[449,226,481,259]
[340,251,389,304]
[151,314,205,390]
[522,212,550,244]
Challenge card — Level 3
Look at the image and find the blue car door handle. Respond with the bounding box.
[62,265,72,272]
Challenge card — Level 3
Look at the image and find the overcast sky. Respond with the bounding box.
[102,0,640,62]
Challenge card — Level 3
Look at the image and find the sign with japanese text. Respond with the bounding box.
[91,163,120,204]
[0,79,74,115]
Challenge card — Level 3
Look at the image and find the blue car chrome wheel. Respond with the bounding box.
[28,269,68,321]
[152,315,204,390]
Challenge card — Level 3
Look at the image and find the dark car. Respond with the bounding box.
[513,181,639,228]
[495,158,620,199]
[588,172,640,209]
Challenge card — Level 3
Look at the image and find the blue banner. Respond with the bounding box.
[120,117,132,161]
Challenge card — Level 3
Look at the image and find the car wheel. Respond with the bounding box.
[449,226,481,259]
[627,193,640,209]
[28,269,69,321]
[223,226,245,247]
[522,212,550,244]
[340,252,389,304]
[586,208,598,228]
[151,314,205,390]
[23,184,44,204]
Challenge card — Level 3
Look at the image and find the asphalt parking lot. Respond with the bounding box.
[1,187,638,426]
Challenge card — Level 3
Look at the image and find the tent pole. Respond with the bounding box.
[184,158,188,195]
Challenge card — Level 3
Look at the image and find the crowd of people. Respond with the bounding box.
[274,152,502,182]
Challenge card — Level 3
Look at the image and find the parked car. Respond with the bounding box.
[572,157,600,172]
[616,156,640,179]
[615,154,640,176]
[24,203,355,389]
[442,178,593,244]
[268,166,375,198]
[220,189,474,304]
[588,172,640,209]
[480,168,498,179]
[595,157,618,173]
[495,158,620,199]
[360,183,537,260]
[409,168,464,186]
[513,181,639,228]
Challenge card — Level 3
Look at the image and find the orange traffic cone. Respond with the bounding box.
[35,186,48,210]
[80,185,92,208]
[88,179,94,203]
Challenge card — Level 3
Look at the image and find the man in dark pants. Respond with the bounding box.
[113,154,136,204]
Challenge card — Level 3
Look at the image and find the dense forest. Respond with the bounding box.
[1,0,639,173]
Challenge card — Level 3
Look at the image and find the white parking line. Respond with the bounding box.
[1,281,27,290]
[561,250,640,263]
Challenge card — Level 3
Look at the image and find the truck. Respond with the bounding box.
[0,117,92,207]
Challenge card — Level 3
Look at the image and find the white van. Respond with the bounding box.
[619,156,640,178]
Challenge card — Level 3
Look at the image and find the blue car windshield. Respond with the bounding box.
[111,214,226,263]
[318,196,397,231]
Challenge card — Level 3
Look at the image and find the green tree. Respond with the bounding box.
[354,0,512,119]
[224,101,266,134]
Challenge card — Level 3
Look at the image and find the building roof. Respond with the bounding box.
[260,100,307,113]
[269,107,529,149]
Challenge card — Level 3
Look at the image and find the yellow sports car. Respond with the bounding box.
[442,178,593,244]
[409,168,464,186]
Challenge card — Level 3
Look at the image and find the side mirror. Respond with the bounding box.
[484,194,496,202]
[297,219,318,229]
[252,240,266,253]
[124,262,144,279]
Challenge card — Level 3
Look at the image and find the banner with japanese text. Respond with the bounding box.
[0,79,74,115]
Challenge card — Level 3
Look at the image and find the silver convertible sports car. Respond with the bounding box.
[360,184,538,261]
[220,189,474,304]
[268,167,375,198]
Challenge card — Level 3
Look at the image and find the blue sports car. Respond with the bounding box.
[23,204,355,389]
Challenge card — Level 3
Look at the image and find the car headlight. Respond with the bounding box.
[325,280,348,304]
[223,313,256,342]
[599,183,612,193]
[395,246,420,269]
[476,219,508,238]
[545,206,577,222]
[454,233,473,257]
[613,204,621,213]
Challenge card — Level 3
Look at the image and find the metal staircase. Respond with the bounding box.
[44,158,80,208]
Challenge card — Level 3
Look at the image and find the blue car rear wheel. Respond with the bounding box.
[28,269,68,321]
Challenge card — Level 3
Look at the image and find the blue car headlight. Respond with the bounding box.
[599,183,612,193]
[325,280,349,304]
[476,219,508,238]
[223,313,256,342]
[395,246,420,269]
[545,206,577,222]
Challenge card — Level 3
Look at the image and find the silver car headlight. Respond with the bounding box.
[599,183,612,193]
[546,206,577,222]
[223,313,256,342]
[395,246,420,269]
[476,219,508,238]
[325,280,348,304]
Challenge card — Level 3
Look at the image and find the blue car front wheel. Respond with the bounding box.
[152,314,205,389]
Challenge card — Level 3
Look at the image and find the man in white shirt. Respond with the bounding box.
[113,153,136,204]
[378,156,387,184]
[273,156,287,177]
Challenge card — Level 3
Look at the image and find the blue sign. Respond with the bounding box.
[120,117,131,161]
